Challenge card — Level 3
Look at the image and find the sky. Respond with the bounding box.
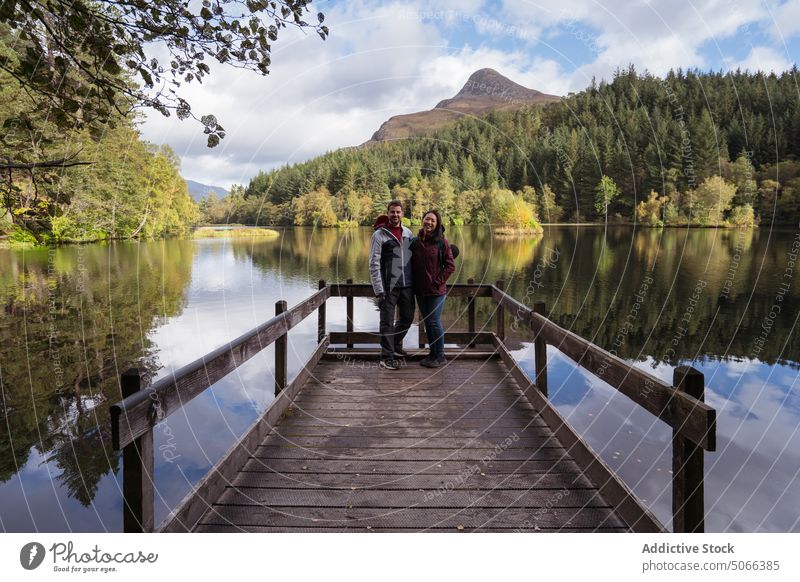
[139,0,800,189]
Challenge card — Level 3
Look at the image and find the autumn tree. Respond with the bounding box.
[594,175,621,216]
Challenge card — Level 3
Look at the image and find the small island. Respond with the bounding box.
[193,226,280,239]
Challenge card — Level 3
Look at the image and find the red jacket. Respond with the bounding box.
[411,235,455,296]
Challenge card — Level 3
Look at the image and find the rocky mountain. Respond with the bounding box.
[366,68,560,143]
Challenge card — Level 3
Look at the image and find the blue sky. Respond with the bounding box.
[140,0,800,188]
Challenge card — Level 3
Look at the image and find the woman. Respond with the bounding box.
[411,210,456,368]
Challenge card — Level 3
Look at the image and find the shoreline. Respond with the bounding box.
[1,222,782,249]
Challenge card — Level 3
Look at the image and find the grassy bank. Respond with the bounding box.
[193,226,280,239]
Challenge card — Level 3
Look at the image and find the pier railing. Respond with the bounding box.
[110,282,330,532]
[110,280,716,533]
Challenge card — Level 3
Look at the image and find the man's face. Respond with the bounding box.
[388,205,403,226]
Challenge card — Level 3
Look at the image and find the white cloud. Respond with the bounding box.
[139,0,791,187]
[768,0,800,42]
[141,0,453,187]
[500,0,774,90]
[726,45,793,73]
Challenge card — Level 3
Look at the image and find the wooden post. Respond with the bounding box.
[495,279,505,341]
[533,301,548,397]
[467,278,476,348]
[346,278,354,349]
[417,306,425,349]
[672,366,705,533]
[121,369,154,533]
[317,280,326,343]
[275,300,287,395]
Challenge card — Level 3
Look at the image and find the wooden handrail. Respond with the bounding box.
[110,285,330,450]
[491,285,716,451]
[329,282,494,297]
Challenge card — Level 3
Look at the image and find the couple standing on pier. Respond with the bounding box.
[369,200,457,370]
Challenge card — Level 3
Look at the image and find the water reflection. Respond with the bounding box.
[0,226,798,531]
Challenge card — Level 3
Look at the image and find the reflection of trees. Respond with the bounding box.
[0,240,193,502]
[236,226,798,366]
[236,227,367,283]
[500,227,798,367]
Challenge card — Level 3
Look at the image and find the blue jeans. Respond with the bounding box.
[418,294,446,359]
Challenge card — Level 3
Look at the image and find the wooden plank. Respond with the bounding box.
[216,487,608,508]
[231,472,594,490]
[296,386,535,398]
[197,525,628,532]
[330,331,495,346]
[492,289,715,450]
[323,349,498,359]
[282,408,538,421]
[275,417,548,430]
[292,394,539,407]
[280,409,544,422]
[275,419,549,432]
[259,435,559,449]
[293,391,542,403]
[196,505,625,530]
[314,358,503,369]
[253,447,568,461]
[284,397,532,414]
[490,336,666,533]
[157,336,330,533]
[330,283,493,298]
[270,425,550,438]
[111,285,331,449]
[239,458,582,475]
[196,524,628,532]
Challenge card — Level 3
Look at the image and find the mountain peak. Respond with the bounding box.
[367,68,560,143]
[442,68,551,106]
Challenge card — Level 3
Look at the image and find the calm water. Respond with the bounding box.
[0,226,798,532]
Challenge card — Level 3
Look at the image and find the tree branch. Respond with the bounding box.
[0,158,93,170]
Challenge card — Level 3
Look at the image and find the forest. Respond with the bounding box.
[205,66,800,228]
[0,25,197,244]
[5,35,800,242]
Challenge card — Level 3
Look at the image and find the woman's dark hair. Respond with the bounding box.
[419,209,444,240]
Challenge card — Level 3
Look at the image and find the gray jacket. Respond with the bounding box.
[369,225,414,295]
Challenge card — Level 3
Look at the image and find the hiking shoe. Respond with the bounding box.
[394,347,409,358]
[380,359,400,370]
[421,356,446,368]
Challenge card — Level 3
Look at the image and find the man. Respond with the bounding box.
[369,200,415,370]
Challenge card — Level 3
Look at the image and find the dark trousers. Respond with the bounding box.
[379,287,415,360]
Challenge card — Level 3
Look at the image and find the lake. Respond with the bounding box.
[1,225,798,532]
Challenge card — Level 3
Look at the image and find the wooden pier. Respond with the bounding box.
[110,281,716,533]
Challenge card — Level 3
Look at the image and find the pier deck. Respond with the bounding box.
[193,351,628,532]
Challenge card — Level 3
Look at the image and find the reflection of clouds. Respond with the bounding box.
[509,344,800,531]
[0,447,120,532]
[148,241,316,377]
